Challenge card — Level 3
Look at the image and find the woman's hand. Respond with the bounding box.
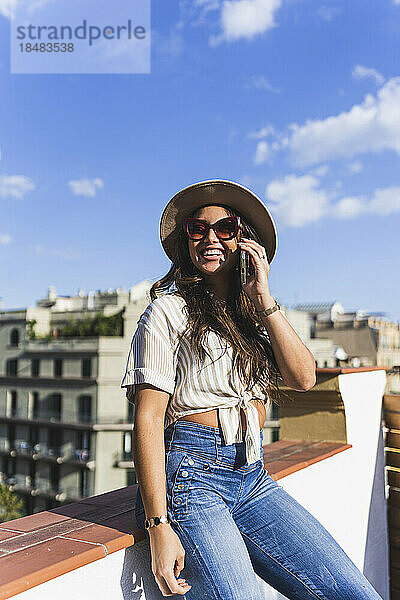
[149,524,192,596]
[238,237,275,311]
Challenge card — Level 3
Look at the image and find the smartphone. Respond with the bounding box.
[240,249,249,287]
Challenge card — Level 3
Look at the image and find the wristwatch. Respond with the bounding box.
[255,300,280,318]
[144,514,170,530]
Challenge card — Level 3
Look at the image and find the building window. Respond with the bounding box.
[10,391,17,417]
[32,392,39,419]
[49,393,62,420]
[10,329,19,347]
[54,359,63,378]
[31,359,40,377]
[78,395,92,423]
[81,358,92,378]
[6,359,18,376]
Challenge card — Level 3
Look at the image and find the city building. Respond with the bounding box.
[293,301,400,393]
[0,282,152,514]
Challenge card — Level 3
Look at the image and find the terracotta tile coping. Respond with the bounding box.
[0,440,351,600]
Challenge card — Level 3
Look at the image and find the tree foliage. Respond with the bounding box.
[60,310,124,337]
[0,484,24,523]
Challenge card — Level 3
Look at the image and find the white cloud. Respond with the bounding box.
[247,125,276,139]
[210,0,281,44]
[254,140,272,164]
[313,5,341,22]
[283,78,400,167]
[245,74,280,93]
[368,186,400,215]
[310,164,329,177]
[265,173,400,227]
[68,177,104,197]
[0,233,11,244]
[352,64,385,86]
[0,0,51,18]
[266,174,331,227]
[334,196,366,219]
[0,174,35,198]
[348,160,363,174]
[0,0,16,18]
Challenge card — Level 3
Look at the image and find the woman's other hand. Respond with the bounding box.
[149,524,192,596]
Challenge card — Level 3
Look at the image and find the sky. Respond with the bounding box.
[1,0,400,322]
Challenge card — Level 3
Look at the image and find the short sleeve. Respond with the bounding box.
[121,300,177,402]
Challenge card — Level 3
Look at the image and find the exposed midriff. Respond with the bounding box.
[177,399,266,431]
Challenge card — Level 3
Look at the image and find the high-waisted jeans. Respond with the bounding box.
[135,420,382,600]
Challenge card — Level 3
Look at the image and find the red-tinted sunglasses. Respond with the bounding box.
[183,216,241,241]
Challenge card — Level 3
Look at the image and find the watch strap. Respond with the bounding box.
[144,514,170,529]
[256,301,280,317]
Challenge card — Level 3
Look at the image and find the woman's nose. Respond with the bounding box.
[205,227,219,242]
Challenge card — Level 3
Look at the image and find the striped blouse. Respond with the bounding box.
[121,292,268,464]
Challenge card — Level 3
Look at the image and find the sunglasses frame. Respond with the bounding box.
[183,216,242,241]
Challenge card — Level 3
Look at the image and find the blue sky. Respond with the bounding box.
[1,0,399,322]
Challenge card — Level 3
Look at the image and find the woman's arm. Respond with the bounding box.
[238,237,316,392]
[133,383,191,596]
[256,296,316,392]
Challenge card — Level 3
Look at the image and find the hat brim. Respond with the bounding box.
[160,179,277,264]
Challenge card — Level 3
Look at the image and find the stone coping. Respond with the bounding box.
[0,439,351,600]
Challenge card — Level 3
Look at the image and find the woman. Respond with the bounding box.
[121,180,382,600]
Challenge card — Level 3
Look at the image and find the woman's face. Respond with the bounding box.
[187,205,240,277]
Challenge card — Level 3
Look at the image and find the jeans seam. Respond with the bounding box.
[240,530,328,600]
[231,471,245,513]
[174,520,259,600]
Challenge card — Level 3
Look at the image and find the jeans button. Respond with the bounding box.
[187,458,195,466]
[181,470,189,478]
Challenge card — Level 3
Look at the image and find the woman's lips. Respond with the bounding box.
[199,250,225,261]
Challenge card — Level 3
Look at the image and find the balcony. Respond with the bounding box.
[2,475,94,502]
[112,450,134,470]
[0,367,390,600]
[0,408,132,429]
[3,443,94,466]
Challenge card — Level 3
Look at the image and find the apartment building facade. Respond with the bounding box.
[294,301,400,393]
[0,282,152,514]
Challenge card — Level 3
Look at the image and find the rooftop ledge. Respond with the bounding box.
[0,366,390,600]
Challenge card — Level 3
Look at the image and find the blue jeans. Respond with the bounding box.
[135,420,382,600]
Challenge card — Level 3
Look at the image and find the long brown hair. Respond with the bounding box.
[150,204,285,406]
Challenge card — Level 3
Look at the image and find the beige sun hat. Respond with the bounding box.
[160,179,278,263]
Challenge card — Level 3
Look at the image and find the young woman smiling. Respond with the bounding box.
[122,180,382,600]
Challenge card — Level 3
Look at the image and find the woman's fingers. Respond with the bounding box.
[239,242,264,263]
[160,570,192,596]
[174,555,185,578]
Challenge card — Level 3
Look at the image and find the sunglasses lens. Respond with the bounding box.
[187,220,207,239]
[215,218,237,239]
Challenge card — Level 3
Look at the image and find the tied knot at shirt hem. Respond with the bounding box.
[218,394,262,465]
